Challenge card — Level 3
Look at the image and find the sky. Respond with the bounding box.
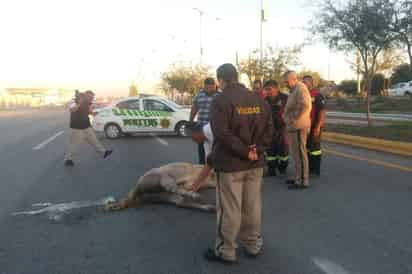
[0,0,356,96]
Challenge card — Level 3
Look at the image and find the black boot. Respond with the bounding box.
[64,160,74,167]
[267,162,277,177]
[311,155,321,176]
[268,166,277,177]
[278,159,288,175]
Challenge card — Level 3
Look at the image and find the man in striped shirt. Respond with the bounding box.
[190,78,219,164]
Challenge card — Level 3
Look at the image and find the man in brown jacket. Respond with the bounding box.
[203,63,273,264]
[282,71,312,189]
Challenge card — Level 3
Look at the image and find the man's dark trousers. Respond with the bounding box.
[198,143,205,164]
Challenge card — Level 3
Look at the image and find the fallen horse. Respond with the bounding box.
[105,162,216,212]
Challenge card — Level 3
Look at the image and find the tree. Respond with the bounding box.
[349,49,404,78]
[392,0,412,67]
[339,80,358,95]
[390,63,412,84]
[129,83,138,97]
[311,0,398,126]
[371,73,385,95]
[348,49,403,94]
[161,63,211,98]
[239,45,302,87]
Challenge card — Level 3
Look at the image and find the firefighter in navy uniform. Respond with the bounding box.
[303,75,326,176]
[263,80,289,176]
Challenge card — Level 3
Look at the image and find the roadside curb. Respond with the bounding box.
[323,132,412,157]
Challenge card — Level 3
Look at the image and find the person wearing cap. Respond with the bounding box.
[203,64,273,264]
[64,90,112,166]
[189,78,219,164]
[263,80,289,176]
[302,75,326,176]
[282,71,312,189]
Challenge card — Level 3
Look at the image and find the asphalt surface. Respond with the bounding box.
[1,109,412,274]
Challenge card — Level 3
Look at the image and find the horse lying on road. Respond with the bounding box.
[105,162,216,212]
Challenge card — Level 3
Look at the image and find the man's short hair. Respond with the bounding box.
[253,79,262,86]
[303,75,314,82]
[263,80,279,88]
[216,63,238,82]
[283,70,296,79]
[78,92,86,99]
[204,78,215,86]
[85,90,95,96]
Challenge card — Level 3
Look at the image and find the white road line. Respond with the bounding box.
[33,131,64,151]
[149,133,169,146]
[313,257,350,274]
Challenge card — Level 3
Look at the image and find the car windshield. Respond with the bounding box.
[161,98,184,110]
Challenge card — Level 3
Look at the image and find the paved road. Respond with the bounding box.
[0,110,412,274]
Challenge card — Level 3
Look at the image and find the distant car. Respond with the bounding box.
[91,96,191,139]
[388,81,412,96]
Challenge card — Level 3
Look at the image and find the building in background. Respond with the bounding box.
[0,88,73,109]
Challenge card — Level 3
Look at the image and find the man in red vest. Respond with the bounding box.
[302,75,326,176]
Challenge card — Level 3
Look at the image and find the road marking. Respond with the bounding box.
[33,131,64,151]
[149,133,168,146]
[325,149,412,173]
[313,257,350,274]
[12,197,116,222]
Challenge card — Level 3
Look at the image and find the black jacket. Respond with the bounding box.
[70,102,91,129]
[265,93,288,132]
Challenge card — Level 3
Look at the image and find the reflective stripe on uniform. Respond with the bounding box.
[310,150,322,156]
[266,155,289,161]
[278,156,289,161]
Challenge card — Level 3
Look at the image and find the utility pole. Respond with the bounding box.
[260,0,264,78]
[326,46,332,81]
[193,8,220,66]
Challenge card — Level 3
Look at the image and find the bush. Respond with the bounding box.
[371,74,385,96]
[338,80,358,95]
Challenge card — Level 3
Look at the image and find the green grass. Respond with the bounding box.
[332,96,412,114]
[325,121,412,143]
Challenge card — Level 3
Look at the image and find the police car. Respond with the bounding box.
[91,95,191,139]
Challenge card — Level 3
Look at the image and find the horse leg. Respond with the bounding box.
[140,193,215,213]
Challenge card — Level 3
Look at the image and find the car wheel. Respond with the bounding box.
[405,91,412,97]
[175,121,188,137]
[104,123,122,139]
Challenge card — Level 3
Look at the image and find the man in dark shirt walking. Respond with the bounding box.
[204,64,273,264]
[64,91,112,166]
